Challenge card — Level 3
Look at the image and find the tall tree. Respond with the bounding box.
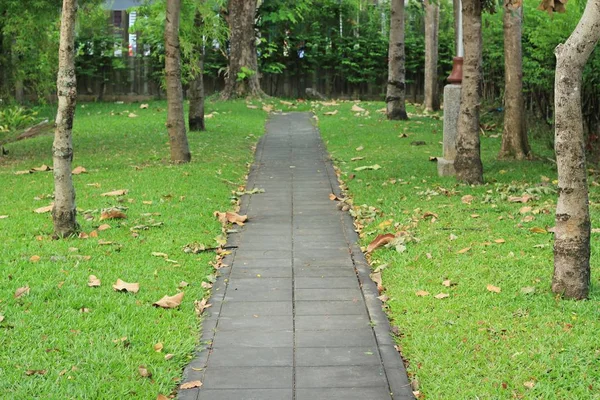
[221,0,264,99]
[188,10,206,132]
[424,0,440,112]
[549,0,600,299]
[454,0,483,184]
[165,0,191,163]
[52,0,79,238]
[498,0,529,159]
[386,0,408,120]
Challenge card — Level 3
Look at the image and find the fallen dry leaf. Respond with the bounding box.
[214,211,248,226]
[87,275,101,287]
[494,238,506,244]
[434,293,450,299]
[152,252,168,258]
[351,104,366,112]
[194,298,211,315]
[370,271,383,292]
[461,195,474,204]
[201,281,212,289]
[0,315,4,323]
[356,145,364,151]
[519,206,532,214]
[97,239,113,245]
[530,226,547,234]
[180,380,203,390]
[112,279,139,293]
[15,170,31,175]
[523,381,535,389]
[34,204,53,214]
[324,110,338,116]
[457,247,471,254]
[138,365,151,378]
[30,255,41,263]
[14,286,30,298]
[100,210,127,220]
[366,233,395,253]
[140,104,149,109]
[415,290,430,297]
[508,195,532,203]
[0,215,8,219]
[153,292,184,309]
[487,284,501,293]
[25,369,47,376]
[246,104,258,109]
[442,279,455,287]
[101,189,128,197]
[98,224,111,231]
[449,233,458,241]
[154,343,164,352]
[89,230,98,238]
[377,294,389,302]
[157,395,169,400]
[31,164,52,172]
[128,113,138,118]
[71,166,87,175]
[164,353,174,361]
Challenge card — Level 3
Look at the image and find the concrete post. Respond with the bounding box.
[438,84,461,176]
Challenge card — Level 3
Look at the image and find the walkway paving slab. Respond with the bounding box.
[180,112,413,400]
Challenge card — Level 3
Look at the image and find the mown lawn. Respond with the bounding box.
[0,100,267,398]
[316,101,600,399]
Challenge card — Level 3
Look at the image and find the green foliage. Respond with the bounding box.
[0,105,38,132]
[236,66,256,81]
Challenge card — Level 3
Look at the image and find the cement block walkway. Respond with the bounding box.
[179,112,414,400]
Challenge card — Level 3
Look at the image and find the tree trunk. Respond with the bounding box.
[188,10,206,132]
[221,0,263,99]
[424,0,439,112]
[52,0,79,238]
[386,0,408,120]
[552,0,600,300]
[454,0,483,184]
[498,1,529,160]
[165,0,191,163]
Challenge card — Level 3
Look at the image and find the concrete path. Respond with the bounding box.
[180,112,414,400]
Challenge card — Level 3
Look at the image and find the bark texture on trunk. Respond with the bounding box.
[424,0,439,112]
[221,0,263,99]
[552,0,600,300]
[52,0,79,238]
[165,0,191,163]
[454,0,483,184]
[499,2,530,160]
[386,0,408,120]
[188,11,205,132]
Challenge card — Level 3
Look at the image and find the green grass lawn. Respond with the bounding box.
[0,100,267,398]
[316,101,600,399]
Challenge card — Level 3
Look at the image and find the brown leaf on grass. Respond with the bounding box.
[98,224,111,231]
[523,381,535,389]
[377,294,389,302]
[101,189,128,197]
[519,206,532,214]
[140,104,149,109]
[0,215,8,219]
[100,210,127,220]
[157,395,169,400]
[34,205,53,214]
[214,211,248,226]
[112,279,139,293]
[89,230,98,238]
[153,292,184,309]
[434,293,450,299]
[97,239,113,245]
[487,284,501,293]
[0,315,4,323]
[180,380,203,390]
[31,164,52,172]
[442,279,456,287]
[152,252,168,258]
[370,271,383,292]
[494,238,506,244]
[128,113,138,118]
[350,156,365,161]
[71,166,87,175]
[164,353,174,361]
[366,233,395,253]
[461,195,474,204]
[138,365,152,378]
[154,343,164,352]
[262,104,273,113]
[246,104,258,109]
[355,145,364,151]
[351,104,366,112]
[194,298,211,316]
[15,170,31,175]
[30,255,41,263]
[415,290,430,297]
[530,226,547,234]
[201,281,212,289]
[457,247,471,254]
[508,195,532,203]
[79,232,89,239]
[15,286,30,298]
[87,275,101,287]
[324,110,338,116]
[25,369,47,376]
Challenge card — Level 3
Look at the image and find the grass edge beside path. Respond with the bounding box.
[0,100,268,399]
[316,100,600,399]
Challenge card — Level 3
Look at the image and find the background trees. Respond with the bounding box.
[386,0,408,120]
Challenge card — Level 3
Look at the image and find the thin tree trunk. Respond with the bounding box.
[165,0,191,163]
[221,0,264,99]
[551,0,600,300]
[188,10,205,132]
[454,0,483,184]
[52,0,78,238]
[498,1,529,160]
[386,0,408,120]
[424,0,439,112]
